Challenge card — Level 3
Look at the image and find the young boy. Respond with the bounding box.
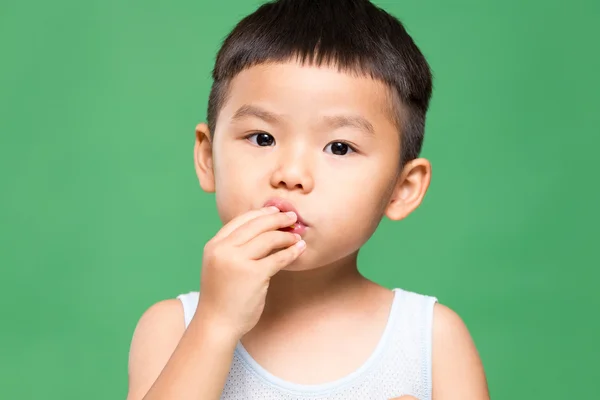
[127,0,489,399]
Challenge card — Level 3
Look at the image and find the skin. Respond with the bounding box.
[127,61,489,400]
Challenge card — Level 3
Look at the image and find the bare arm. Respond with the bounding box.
[126,206,305,399]
[432,304,490,400]
[126,300,238,400]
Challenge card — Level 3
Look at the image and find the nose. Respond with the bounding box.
[269,145,314,192]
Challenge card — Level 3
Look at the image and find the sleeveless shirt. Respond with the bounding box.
[177,288,437,399]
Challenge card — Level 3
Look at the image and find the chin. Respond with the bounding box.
[279,253,321,272]
[280,263,315,272]
[277,246,358,273]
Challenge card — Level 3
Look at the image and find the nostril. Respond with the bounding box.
[277,181,302,190]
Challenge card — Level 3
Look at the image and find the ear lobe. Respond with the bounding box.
[194,123,215,193]
[385,158,432,221]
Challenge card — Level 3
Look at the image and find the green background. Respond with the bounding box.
[1,0,598,398]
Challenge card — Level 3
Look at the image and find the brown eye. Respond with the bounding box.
[247,132,275,146]
[325,141,354,155]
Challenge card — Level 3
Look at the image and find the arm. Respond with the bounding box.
[432,304,490,400]
[126,206,305,399]
[126,300,238,400]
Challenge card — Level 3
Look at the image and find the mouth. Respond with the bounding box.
[263,197,308,235]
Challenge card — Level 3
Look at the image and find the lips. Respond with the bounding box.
[263,197,308,235]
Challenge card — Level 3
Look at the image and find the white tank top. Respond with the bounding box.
[177,288,437,399]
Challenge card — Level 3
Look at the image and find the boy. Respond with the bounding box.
[127,0,489,399]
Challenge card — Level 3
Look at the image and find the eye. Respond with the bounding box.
[247,132,275,146]
[324,141,355,156]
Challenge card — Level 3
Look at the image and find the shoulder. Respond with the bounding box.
[392,287,437,307]
[127,298,187,399]
[432,303,470,339]
[431,303,489,399]
[131,299,186,343]
[128,298,186,366]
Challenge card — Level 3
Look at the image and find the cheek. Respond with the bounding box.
[317,173,393,244]
[330,197,383,241]
[320,160,394,213]
[213,146,264,223]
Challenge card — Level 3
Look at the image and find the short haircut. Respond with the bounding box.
[207,0,433,166]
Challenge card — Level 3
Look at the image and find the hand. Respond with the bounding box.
[195,206,306,339]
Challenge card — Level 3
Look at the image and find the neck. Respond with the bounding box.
[262,251,369,318]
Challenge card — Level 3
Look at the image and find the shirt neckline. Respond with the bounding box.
[233,288,403,395]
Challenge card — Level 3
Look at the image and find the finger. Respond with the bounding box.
[214,206,280,241]
[259,239,306,276]
[243,231,301,260]
[227,210,298,246]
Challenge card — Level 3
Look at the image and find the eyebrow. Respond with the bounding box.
[231,104,283,124]
[231,104,375,136]
[323,114,375,136]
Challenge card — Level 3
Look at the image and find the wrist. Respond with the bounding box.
[190,308,242,346]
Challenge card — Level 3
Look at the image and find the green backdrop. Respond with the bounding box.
[1,0,598,398]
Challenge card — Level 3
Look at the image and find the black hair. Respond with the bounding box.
[207,0,433,166]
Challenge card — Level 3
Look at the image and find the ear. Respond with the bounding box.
[385,158,432,221]
[194,123,215,193]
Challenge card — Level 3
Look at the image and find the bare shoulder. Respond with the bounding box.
[432,303,490,400]
[127,299,186,400]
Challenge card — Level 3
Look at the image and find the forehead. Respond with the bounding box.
[218,61,399,133]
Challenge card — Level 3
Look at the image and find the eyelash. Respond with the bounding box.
[244,132,358,155]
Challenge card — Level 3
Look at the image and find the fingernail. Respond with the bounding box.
[295,240,306,249]
[266,206,279,212]
[285,211,296,219]
[294,233,302,240]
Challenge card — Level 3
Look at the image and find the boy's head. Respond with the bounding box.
[195,0,433,271]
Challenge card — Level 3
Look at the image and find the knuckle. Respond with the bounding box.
[203,241,215,258]
[208,243,228,262]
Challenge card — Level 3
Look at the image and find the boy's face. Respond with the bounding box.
[195,62,430,271]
